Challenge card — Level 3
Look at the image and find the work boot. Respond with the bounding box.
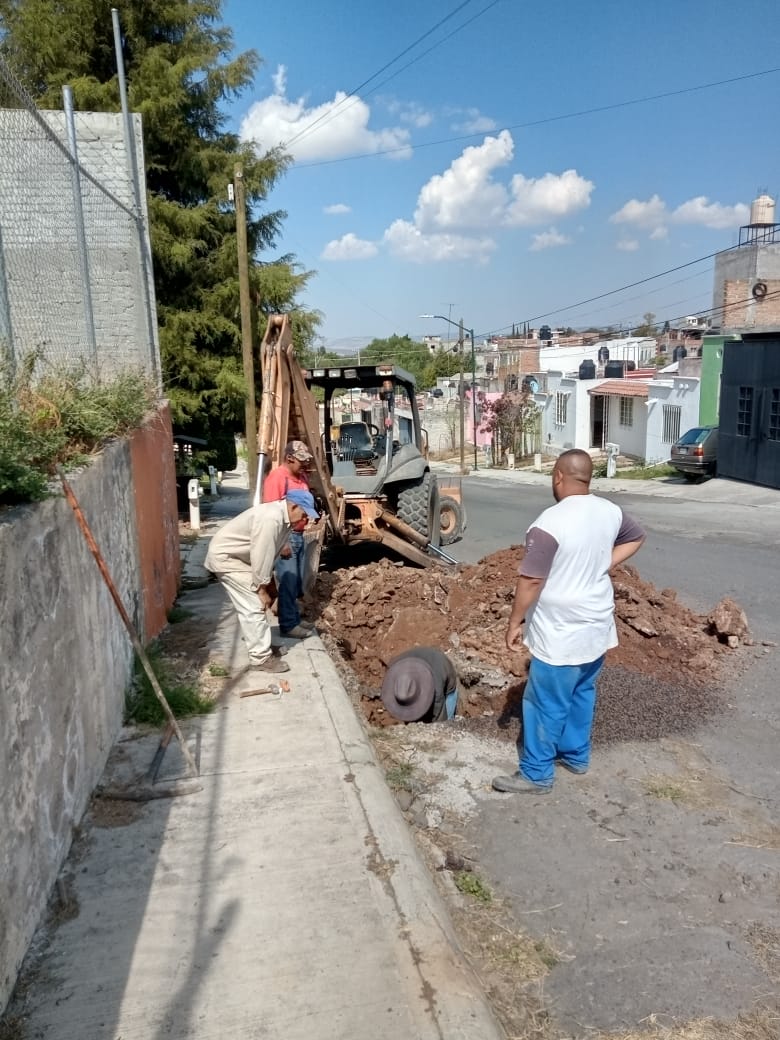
[298,619,316,631]
[250,657,290,673]
[492,772,552,795]
[280,624,313,639]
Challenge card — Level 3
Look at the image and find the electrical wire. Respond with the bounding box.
[293,65,780,168]
[488,245,730,338]
[288,0,504,152]
[283,0,482,151]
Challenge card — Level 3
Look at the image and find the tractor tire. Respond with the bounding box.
[396,472,440,548]
[439,496,464,545]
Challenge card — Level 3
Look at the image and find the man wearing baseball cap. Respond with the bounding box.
[205,490,319,673]
[262,440,318,639]
[381,647,459,723]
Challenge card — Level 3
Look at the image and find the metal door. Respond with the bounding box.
[719,335,780,488]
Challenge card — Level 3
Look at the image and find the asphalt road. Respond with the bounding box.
[436,476,780,1033]
[448,477,779,638]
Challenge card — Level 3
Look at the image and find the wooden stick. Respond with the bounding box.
[57,468,199,778]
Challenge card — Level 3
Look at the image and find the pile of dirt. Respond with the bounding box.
[312,548,749,745]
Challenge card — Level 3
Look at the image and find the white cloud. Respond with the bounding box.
[671,196,750,229]
[610,192,749,237]
[450,108,498,133]
[321,233,378,261]
[410,130,593,232]
[383,220,496,264]
[414,130,514,231]
[616,239,640,252]
[507,169,594,226]
[375,130,593,265]
[610,194,668,230]
[324,203,351,215]
[381,98,434,128]
[530,228,572,251]
[240,64,412,161]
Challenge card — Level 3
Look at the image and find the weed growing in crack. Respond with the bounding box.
[454,871,492,903]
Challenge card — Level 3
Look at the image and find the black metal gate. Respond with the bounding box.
[719,333,780,489]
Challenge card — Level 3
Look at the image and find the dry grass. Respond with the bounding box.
[595,1008,780,1040]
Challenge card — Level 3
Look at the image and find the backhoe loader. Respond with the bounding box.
[254,316,465,581]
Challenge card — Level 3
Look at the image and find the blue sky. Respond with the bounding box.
[223,0,780,351]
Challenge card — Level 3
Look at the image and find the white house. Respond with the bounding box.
[535,370,700,462]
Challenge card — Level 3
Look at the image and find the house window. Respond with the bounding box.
[737,386,753,437]
[662,404,681,444]
[769,388,780,441]
[619,396,634,427]
[554,391,569,426]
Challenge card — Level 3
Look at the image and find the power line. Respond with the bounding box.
[293,65,780,168]
[489,245,730,338]
[283,0,481,151]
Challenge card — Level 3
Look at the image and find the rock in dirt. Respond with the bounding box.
[708,597,751,643]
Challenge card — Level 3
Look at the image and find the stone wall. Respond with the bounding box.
[0,409,178,1011]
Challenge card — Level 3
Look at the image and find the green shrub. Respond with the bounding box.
[0,359,157,506]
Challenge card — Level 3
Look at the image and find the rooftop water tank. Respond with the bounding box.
[750,194,775,226]
[579,359,596,380]
[604,360,625,378]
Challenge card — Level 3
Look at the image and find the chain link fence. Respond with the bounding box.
[0,55,160,383]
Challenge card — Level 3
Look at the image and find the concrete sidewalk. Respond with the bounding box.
[432,458,780,507]
[8,474,502,1040]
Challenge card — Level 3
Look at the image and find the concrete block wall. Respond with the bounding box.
[0,409,178,1012]
[722,278,780,332]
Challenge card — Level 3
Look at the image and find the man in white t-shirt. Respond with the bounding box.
[493,449,645,795]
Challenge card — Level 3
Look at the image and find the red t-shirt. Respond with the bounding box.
[263,465,309,503]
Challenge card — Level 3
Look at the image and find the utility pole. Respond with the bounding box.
[458,317,466,474]
[234,163,258,495]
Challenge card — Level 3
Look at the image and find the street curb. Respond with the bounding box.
[307,644,505,1039]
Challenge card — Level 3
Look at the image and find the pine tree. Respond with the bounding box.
[0,0,319,464]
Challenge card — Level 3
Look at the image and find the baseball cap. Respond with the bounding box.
[285,489,319,520]
[285,440,314,462]
[381,657,436,722]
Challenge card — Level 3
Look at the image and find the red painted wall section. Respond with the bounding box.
[129,404,180,641]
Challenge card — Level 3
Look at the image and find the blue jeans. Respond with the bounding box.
[520,655,605,786]
[275,531,305,632]
[445,689,458,719]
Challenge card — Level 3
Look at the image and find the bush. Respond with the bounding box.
[0,358,158,506]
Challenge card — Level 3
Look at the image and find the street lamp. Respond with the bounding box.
[419,314,478,472]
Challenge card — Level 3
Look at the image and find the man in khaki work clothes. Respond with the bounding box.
[205,490,319,674]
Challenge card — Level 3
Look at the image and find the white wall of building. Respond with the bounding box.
[645,378,701,463]
[538,372,602,453]
[604,395,647,458]
[538,337,656,373]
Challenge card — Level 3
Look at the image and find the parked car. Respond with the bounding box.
[670,425,718,480]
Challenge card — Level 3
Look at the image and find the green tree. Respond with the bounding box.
[634,312,658,337]
[0,0,319,461]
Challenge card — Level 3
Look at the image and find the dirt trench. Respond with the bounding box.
[311,547,751,745]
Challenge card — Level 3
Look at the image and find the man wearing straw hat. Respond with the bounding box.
[381,647,459,723]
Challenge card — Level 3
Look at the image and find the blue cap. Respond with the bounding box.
[285,489,318,519]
